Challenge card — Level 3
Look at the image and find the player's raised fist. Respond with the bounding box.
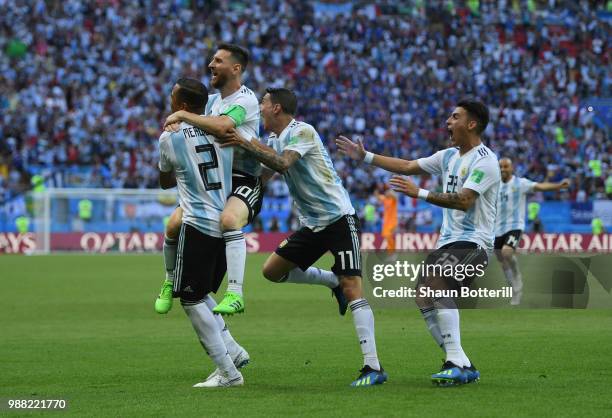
[335,135,366,161]
[560,178,570,188]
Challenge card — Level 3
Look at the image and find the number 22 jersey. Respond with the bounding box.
[417,144,500,250]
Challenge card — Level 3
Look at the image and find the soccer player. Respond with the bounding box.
[222,88,387,387]
[336,100,500,386]
[378,188,398,251]
[158,78,248,387]
[495,158,570,305]
[155,43,261,316]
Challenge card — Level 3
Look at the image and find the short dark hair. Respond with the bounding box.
[217,43,249,71]
[176,78,208,113]
[266,87,297,115]
[457,99,489,134]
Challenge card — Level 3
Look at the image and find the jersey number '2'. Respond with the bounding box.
[195,144,221,191]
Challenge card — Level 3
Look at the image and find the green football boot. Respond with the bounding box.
[212,291,245,316]
[154,279,174,314]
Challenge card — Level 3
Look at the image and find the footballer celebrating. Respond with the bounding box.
[222,88,387,387]
[495,157,570,305]
[156,43,262,316]
[158,78,249,387]
[337,100,500,386]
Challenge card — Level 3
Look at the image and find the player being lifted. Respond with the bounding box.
[155,44,262,316]
[337,100,500,386]
[222,88,387,387]
[495,158,570,305]
[158,78,248,387]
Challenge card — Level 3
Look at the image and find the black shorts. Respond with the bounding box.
[173,223,226,304]
[275,214,362,277]
[494,229,522,250]
[418,241,489,290]
[230,174,263,224]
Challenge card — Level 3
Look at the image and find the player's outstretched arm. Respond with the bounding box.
[221,130,300,174]
[164,111,235,138]
[335,135,424,175]
[533,178,570,192]
[388,175,477,212]
[424,189,478,211]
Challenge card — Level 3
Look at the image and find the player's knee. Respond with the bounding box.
[165,217,181,240]
[414,293,430,308]
[423,275,447,293]
[262,264,283,282]
[501,247,514,261]
[340,276,362,301]
[220,212,239,231]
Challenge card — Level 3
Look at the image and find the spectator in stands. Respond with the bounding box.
[268,217,280,232]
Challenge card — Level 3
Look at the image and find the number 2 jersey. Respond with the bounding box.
[158,122,233,238]
[417,144,501,250]
[267,119,355,230]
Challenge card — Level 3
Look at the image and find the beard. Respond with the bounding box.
[211,72,228,89]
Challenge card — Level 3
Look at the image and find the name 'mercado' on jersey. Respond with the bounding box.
[495,175,536,236]
[158,122,233,238]
[205,85,260,177]
[267,119,355,229]
[418,144,501,250]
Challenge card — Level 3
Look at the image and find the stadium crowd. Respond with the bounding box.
[1,0,610,205]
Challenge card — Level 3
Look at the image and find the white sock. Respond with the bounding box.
[163,235,177,282]
[349,299,381,370]
[503,267,515,287]
[223,230,246,296]
[182,301,239,378]
[434,300,471,368]
[419,306,445,351]
[282,267,339,289]
[203,295,241,358]
[509,255,523,292]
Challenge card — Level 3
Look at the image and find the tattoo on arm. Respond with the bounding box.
[426,191,475,211]
[245,141,300,173]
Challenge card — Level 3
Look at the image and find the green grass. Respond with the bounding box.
[1,254,612,417]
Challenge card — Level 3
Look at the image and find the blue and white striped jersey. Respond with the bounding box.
[267,119,355,229]
[495,176,536,236]
[418,144,500,250]
[205,85,260,177]
[158,122,233,238]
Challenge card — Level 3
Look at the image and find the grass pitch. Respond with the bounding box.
[1,253,611,417]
